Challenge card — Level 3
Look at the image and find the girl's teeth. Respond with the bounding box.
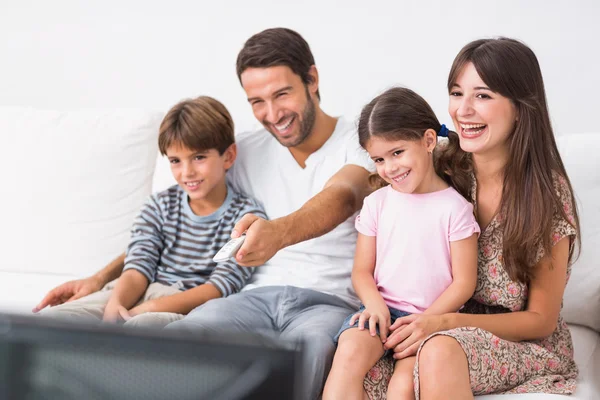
[393,171,410,182]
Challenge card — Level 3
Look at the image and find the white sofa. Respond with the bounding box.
[0,107,598,399]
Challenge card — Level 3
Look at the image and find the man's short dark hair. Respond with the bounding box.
[236,27,320,100]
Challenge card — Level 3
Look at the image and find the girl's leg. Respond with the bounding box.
[419,336,473,400]
[386,356,416,400]
[323,328,385,400]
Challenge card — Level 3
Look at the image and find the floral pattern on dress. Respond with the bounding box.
[363,174,578,399]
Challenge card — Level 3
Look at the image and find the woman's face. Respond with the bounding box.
[448,62,517,156]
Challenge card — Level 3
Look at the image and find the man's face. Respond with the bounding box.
[241,65,316,148]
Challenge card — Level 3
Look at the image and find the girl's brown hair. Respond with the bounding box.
[445,38,580,282]
[357,87,471,199]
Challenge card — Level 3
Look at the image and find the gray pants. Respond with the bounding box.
[166,285,354,400]
[40,280,185,328]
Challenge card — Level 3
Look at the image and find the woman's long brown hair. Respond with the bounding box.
[440,38,581,283]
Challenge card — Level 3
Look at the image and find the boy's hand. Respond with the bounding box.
[349,302,391,342]
[126,299,158,319]
[103,301,129,323]
[33,275,105,313]
[232,214,285,267]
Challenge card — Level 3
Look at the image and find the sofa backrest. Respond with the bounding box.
[557,132,600,332]
[0,107,163,278]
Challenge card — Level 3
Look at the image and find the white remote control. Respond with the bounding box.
[212,235,246,262]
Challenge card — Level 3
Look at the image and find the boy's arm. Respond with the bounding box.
[233,164,372,267]
[422,234,479,315]
[104,269,149,322]
[128,204,267,317]
[127,283,222,316]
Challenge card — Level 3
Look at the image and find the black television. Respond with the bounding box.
[0,313,302,400]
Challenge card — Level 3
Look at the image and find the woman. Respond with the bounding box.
[363,37,581,399]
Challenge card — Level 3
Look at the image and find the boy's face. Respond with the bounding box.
[166,143,235,202]
[241,65,318,148]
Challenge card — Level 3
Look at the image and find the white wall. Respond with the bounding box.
[1,0,598,135]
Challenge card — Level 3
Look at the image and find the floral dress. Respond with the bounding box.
[363,174,578,399]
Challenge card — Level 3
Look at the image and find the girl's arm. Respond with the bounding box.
[351,233,391,339]
[352,233,380,306]
[423,234,478,315]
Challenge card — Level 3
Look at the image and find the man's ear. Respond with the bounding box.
[223,143,237,170]
[307,65,319,97]
[424,129,437,152]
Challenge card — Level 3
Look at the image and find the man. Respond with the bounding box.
[36,28,373,399]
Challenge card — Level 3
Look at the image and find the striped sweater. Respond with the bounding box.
[123,184,266,297]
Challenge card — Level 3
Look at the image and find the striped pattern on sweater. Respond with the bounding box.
[123,184,266,296]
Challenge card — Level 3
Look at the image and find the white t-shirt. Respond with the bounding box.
[228,117,374,307]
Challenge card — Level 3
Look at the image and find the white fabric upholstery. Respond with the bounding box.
[0,107,163,280]
[557,133,600,332]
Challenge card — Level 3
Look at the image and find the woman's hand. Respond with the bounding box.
[385,314,448,359]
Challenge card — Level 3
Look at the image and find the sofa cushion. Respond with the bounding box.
[556,133,600,332]
[0,107,163,281]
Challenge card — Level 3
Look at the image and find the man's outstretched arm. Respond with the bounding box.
[33,252,126,312]
[233,164,372,267]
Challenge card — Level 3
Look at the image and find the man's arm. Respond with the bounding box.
[34,252,126,312]
[233,164,372,267]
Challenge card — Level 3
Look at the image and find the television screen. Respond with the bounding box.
[0,313,302,400]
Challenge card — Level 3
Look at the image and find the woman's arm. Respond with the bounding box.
[444,236,570,340]
[423,234,478,315]
[386,236,570,358]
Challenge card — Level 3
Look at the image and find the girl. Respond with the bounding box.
[364,38,581,400]
[323,87,480,400]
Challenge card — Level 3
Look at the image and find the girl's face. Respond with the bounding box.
[448,62,517,156]
[366,133,437,194]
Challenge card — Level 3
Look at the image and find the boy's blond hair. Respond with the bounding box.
[158,96,234,155]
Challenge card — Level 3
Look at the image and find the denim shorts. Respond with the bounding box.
[333,304,411,343]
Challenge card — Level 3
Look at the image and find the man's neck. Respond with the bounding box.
[289,110,338,168]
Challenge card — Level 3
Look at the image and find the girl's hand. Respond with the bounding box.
[349,302,391,342]
[385,314,447,359]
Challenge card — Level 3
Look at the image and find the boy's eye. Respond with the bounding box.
[169,159,179,164]
[194,155,206,161]
[373,158,383,164]
[393,150,404,156]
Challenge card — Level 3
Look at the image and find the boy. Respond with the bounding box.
[41,96,266,329]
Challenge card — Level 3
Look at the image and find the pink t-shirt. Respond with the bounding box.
[355,185,480,314]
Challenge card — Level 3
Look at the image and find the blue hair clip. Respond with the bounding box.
[438,124,449,138]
